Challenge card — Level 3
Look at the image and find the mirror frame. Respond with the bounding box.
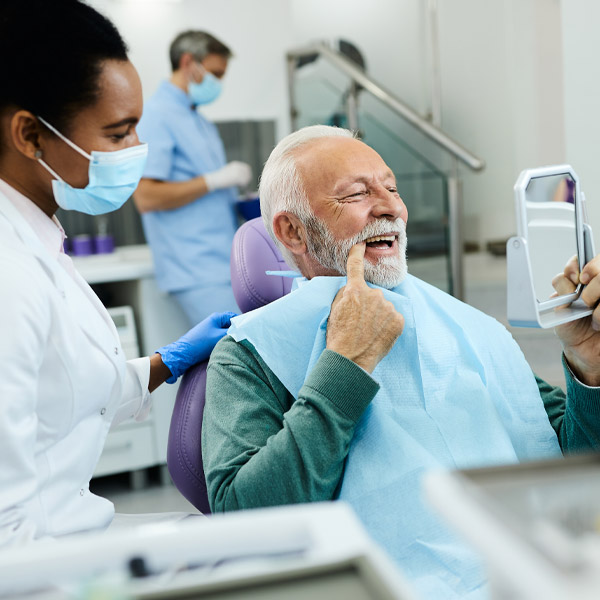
[507,164,594,328]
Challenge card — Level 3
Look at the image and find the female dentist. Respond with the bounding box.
[0,0,234,546]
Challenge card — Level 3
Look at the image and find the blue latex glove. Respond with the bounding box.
[156,311,237,384]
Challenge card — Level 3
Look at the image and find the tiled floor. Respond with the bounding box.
[94,251,566,513]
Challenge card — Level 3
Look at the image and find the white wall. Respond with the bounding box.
[437,0,516,244]
[561,0,600,236]
[437,0,565,243]
[289,0,431,115]
[89,0,294,138]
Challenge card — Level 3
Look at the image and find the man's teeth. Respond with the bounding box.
[364,235,395,243]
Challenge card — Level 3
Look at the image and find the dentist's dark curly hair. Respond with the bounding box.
[0,0,128,151]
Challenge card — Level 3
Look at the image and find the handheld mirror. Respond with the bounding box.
[507,164,595,328]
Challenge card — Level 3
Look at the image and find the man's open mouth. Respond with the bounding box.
[364,234,397,249]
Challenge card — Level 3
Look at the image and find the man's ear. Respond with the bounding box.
[178,52,194,71]
[272,212,308,257]
[9,110,44,160]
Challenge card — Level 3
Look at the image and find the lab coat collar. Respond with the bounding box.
[0,190,123,367]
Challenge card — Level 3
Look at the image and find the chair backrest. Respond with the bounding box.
[230,216,294,312]
[167,217,293,513]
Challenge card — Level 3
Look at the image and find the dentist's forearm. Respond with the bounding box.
[148,353,173,393]
[133,177,209,213]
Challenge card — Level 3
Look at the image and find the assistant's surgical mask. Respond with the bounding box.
[36,116,148,215]
[188,62,223,106]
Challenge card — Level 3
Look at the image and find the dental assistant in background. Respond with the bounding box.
[0,0,234,547]
[134,31,252,326]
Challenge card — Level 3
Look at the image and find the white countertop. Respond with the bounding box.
[71,244,154,284]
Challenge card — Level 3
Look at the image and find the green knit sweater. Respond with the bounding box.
[202,335,600,513]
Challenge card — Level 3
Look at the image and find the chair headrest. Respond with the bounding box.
[230,217,294,313]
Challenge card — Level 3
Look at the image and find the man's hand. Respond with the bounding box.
[553,255,600,386]
[326,243,404,373]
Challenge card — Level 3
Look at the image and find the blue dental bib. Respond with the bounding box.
[228,274,561,599]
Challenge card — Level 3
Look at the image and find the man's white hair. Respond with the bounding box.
[259,125,355,268]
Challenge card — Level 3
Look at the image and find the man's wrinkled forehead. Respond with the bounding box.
[329,170,396,195]
[294,137,393,196]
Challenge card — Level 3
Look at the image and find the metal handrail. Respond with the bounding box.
[286,42,485,172]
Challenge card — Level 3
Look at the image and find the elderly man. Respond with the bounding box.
[202,125,600,598]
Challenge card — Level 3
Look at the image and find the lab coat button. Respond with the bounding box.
[80,489,84,496]
[100,408,106,416]
[114,347,119,355]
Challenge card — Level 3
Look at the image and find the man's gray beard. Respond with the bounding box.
[304,216,408,289]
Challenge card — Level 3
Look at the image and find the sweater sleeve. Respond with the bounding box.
[202,336,379,512]
[537,355,600,453]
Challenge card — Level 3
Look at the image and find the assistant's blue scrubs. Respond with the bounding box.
[137,81,239,324]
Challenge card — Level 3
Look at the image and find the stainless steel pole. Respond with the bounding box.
[447,158,464,300]
[345,82,360,132]
[428,0,442,127]
[286,54,298,132]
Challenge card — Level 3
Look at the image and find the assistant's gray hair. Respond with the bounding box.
[169,30,232,71]
[259,125,355,268]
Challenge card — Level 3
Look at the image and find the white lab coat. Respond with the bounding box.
[0,191,151,546]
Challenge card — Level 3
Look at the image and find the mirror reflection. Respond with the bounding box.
[525,174,577,303]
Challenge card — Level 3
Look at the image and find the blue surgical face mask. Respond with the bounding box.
[36,116,148,215]
[188,66,222,106]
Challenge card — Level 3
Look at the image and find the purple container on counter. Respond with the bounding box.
[94,234,115,254]
[71,234,94,256]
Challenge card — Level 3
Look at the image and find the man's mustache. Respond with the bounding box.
[341,218,407,249]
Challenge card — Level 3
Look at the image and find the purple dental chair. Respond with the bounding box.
[166,217,293,513]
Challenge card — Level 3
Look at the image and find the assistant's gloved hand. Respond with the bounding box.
[156,311,237,384]
[204,161,252,191]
